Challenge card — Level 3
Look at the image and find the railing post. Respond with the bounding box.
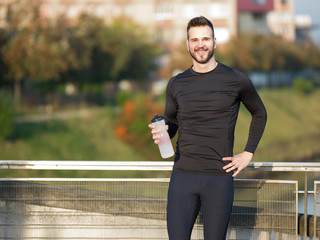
[315,181,317,240]
[304,170,308,240]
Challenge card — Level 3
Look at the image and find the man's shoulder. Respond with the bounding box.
[171,67,193,80]
[219,62,243,75]
[218,62,249,81]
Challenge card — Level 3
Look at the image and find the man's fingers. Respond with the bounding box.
[222,157,233,161]
[153,134,161,140]
[148,124,161,145]
[225,167,234,173]
[151,129,158,134]
[223,163,232,170]
[232,166,244,177]
[232,169,241,177]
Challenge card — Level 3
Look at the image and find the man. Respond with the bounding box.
[148,16,267,240]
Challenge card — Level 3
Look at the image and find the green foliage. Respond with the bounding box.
[293,78,314,95]
[0,1,160,103]
[113,93,165,161]
[234,88,320,163]
[53,14,160,86]
[221,33,311,73]
[0,90,14,139]
[0,0,74,102]
[116,90,134,107]
[0,106,171,178]
[205,33,320,73]
[1,88,320,178]
[0,108,145,161]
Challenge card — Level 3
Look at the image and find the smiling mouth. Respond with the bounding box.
[195,49,207,56]
[195,47,207,53]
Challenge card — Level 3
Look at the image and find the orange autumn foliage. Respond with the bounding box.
[113,94,164,160]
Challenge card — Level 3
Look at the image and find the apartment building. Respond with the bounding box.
[295,14,313,44]
[238,0,295,41]
[0,0,237,45]
[1,0,297,43]
[150,0,237,45]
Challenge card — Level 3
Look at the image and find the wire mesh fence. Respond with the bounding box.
[0,178,298,240]
[0,179,170,240]
[230,179,298,240]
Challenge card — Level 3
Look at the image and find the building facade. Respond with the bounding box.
[1,0,298,43]
[295,14,313,44]
[238,0,295,41]
[0,0,237,45]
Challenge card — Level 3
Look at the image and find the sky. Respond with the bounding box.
[294,0,320,44]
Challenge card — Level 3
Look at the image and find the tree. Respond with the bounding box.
[302,44,320,70]
[1,2,161,104]
[60,15,160,91]
[92,16,160,82]
[221,33,320,73]
[1,0,71,102]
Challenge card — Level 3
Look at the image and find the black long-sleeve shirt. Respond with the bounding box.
[164,62,267,175]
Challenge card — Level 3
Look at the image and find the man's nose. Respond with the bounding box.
[198,40,204,47]
[197,40,204,47]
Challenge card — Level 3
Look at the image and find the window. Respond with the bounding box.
[280,11,290,22]
[208,3,230,19]
[280,27,288,35]
[155,2,173,21]
[252,0,266,5]
[253,12,264,20]
[182,4,204,19]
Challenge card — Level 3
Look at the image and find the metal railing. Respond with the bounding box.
[0,178,297,240]
[1,160,320,240]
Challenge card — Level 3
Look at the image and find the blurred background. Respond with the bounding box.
[0,0,319,179]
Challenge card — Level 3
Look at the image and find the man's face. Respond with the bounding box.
[187,26,215,64]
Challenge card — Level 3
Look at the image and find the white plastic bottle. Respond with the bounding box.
[151,114,175,159]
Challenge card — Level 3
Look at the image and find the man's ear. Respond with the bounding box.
[186,39,190,51]
[213,37,217,49]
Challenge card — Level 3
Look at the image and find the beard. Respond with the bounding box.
[189,46,214,64]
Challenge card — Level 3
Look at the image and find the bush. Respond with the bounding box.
[113,93,164,160]
[293,78,314,95]
[116,90,134,107]
[0,90,14,139]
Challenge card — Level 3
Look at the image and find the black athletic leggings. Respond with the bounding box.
[167,171,234,240]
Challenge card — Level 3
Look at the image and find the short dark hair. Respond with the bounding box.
[187,16,214,40]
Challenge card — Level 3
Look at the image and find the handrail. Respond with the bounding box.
[1,160,320,171]
[0,160,174,171]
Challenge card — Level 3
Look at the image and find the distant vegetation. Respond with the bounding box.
[0,0,160,104]
[234,88,320,164]
[1,87,320,179]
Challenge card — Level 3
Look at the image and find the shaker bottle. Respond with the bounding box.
[151,114,174,159]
